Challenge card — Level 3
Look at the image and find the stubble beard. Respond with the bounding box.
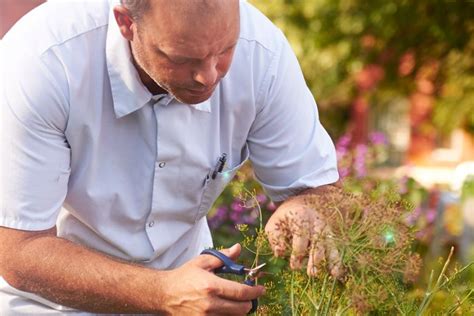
[131,40,212,105]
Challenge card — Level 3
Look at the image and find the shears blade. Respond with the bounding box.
[245,262,267,279]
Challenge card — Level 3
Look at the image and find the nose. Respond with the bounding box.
[193,57,219,88]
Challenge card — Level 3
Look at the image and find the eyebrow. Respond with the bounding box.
[155,42,238,62]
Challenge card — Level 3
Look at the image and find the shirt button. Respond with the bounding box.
[158,162,166,168]
[148,221,155,227]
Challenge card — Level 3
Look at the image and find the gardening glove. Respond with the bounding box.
[265,185,345,278]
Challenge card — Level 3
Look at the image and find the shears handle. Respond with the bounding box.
[244,279,258,314]
[201,249,246,275]
[200,249,259,314]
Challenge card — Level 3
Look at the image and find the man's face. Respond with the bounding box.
[129,1,240,104]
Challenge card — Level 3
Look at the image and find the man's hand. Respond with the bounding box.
[265,185,344,278]
[0,228,262,314]
[159,244,265,315]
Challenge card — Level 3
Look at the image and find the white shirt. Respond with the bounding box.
[0,0,338,313]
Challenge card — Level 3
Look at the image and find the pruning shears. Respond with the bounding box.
[200,248,266,314]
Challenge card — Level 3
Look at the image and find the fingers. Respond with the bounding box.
[320,231,344,279]
[192,245,266,300]
[266,204,345,279]
[265,215,288,257]
[290,230,310,270]
[203,297,253,316]
[307,240,325,276]
[220,243,241,262]
[306,230,345,279]
[215,277,265,301]
[327,242,344,279]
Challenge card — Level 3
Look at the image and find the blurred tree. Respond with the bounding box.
[250,0,474,161]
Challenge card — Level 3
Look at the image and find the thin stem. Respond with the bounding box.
[291,270,297,316]
[417,246,455,316]
[304,291,318,312]
[438,262,474,289]
[322,276,337,316]
[434,247,455,288]
[299,277,312,304]
[242,188,265,284]
[416,269,435,316]
[322,249,344,316]
[315,273,329,316]
[446,289,474,315]
[378,276,405,315]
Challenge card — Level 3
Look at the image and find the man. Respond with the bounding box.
[0,0,340,314]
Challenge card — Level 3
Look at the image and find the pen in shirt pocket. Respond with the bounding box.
[211,153,227,180]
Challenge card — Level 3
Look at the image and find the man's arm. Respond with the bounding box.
[0,226,263,314]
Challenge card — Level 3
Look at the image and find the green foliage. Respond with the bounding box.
[219,179,473,315]
[462,176,474,200]
[250,0,474,137]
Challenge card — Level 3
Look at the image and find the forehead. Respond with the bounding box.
[142,0,240,58]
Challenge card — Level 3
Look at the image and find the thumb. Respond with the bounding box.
[196,244,242,271]
[219,243,241,261]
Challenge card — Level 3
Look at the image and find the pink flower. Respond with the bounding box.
[354,144,368,178]
[425,208,437,223]
[208,206,228,229]
[369,131,387,145]
[231,201,245,213]
[256,194,267,203]
[266,202,277,212]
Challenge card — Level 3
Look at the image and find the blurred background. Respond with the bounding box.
[2,0,474,308]
[211,0,474,271]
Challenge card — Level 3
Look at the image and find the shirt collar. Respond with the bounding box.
[105,4,212,118]
[106,5,152,118]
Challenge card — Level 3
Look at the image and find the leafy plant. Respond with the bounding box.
[216,178,473,315]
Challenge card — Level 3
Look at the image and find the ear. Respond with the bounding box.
[113,5,135,41]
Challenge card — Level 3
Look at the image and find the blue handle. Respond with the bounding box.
[244,279,258,314]
[200,249,258,314]
[201,249,246,275]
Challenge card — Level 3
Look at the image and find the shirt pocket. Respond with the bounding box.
[195,146,250,222]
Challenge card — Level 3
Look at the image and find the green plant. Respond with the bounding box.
[216,178,474,315]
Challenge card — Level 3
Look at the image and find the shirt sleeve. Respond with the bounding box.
[248,31,339,202]
[0,46,71,231]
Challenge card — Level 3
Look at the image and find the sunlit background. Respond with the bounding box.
[2,0,473,313]
[246,0,474,269]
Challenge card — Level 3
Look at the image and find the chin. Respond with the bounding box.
[175,89,214,105]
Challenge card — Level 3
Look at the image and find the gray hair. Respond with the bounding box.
[120,0,150,21]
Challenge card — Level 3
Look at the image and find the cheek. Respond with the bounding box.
[217,53,235,75]
[147,59,177,82]
[160,66,189,83]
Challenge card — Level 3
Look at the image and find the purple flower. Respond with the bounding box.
[230,211,244,224]
[231,201,245,213]
[425,208,437,223]
[354,144,368,178]
[256,194,267,203]
[338,167,350,179]
[208,206,228,229]
[266,202,277,212]
[243,213,258,225]
[336,134,352,150]
[336,147,349,160]
[369,131,387,145]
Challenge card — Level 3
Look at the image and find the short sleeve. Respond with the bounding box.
[0,45,71,231]
[248,32,339,201]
